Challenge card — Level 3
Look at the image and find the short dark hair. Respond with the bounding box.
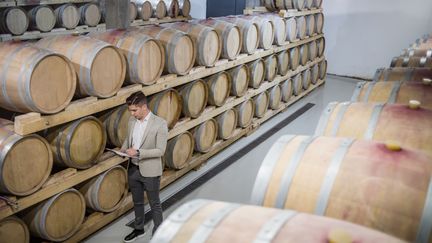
[126,91,148,106]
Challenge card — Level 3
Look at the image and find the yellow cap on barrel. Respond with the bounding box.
[385,141,402,151]
[409,100,421,109]
[328,229,353,243]
[423,78,432,85]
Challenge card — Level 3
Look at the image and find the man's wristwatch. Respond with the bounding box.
[136,150,140,157]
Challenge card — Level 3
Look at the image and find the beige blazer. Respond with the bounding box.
[121,113,168,177]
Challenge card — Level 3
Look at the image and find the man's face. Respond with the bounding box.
[128,104,148,120]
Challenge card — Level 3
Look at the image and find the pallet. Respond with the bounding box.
[130,16,190,27]
[243,6,322,18]
[13,34,324,135]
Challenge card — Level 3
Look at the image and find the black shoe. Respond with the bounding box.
[123,229,145,243]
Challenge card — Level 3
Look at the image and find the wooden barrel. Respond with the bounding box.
[37,35,126,98]
[46,116,106,169]
[235,99,255,128]
[28,5,56,32]
[227,65,249,97]
[79,2,101,27]
[264,55,278,82]
[263,0,293,10]
[281,79,293,102]
[0,216,30,243]
[164,0,179,18]
[269,85,282,109]
[302,68,312,90]
[178,0,191,16]
[54,4,79,29]
[317,37,325,57]
[216,109,238,140]
[292,0,306,10]
[152,199,404,243]
[164,132,194,169]
[148,89,182,129]
[23,189,85,242]
[178,79,208,118]
[192,119,218,153]
[254,91,269,118]
[247,59,265,88]
[133,0,153,20]
[205,72,231,107]
[296,16,307,39]
[319,59,327,80]
[308,40,318,61]
[276,50,289,76]
[89,30,165,85]
[299,44,309,65]
[260,14,286,46]
[351,81,432,109]
[195,19,241,60]
[313,0,323,8]
[315,13,324,34]
[250,135,432,243]
[137,25,196,75]
[285,17,297,42]
[305,14,315,37]
[0,119,52,196]
[315,102,432,157]
[289,46,300,70]
[304,0,314,9]
[129,1,138,21]
[401,48,432,58]
[0,7,29,35]
[79,165,127,212]
[99,105,130,148]
[237,15,274,50]
[149,0,167,18]
[216,16,259,54]
[391,56,432,68]
[0,41,76,114]
[292,73,303,95]
[162,22,221,67]
[310,64,319,84]
[373,67,432,82]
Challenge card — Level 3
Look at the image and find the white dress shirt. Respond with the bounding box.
[131,112,151,164]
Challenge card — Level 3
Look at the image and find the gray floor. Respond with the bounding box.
[84,75,359,243]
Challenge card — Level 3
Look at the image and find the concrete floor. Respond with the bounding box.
[84,75,359,243]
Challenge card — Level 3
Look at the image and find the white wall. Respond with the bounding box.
[323,0,432,79]
[189,0,207,19]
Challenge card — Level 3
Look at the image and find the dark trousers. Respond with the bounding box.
[128,164,163,234]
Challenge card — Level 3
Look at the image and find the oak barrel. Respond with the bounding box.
[285,17,297,42]
[308,40,318,61]
[276,50,290,76]
[164,0,179,18]
[99,105,130,148]
[391,56,432,68]
[133,0,153,20]
[315,102,432,157]
[129,1,138,21]
[22,189,85,242]
[373,67,432,82]
[310,64,319,84]
[54,3,79,29]
[36,35,126,98]
[302,68,312,90]
[195,19,241,60]
[46,116,107,169]
[162,22,221,67]
[216,16,259,54]
[137,25,196,75]
[281,79,293,102]
[264,54,278,82]
[305,14,315,37]
[269,85,282,110]
[315,13,324,34]
[0,216,30,243]
[178,79,208,118]
[227,65,249,97]
[251,135,432,243]
[148,89,182,129]
[236,99,255,128]
[0,41,76,114]
[216,109,238,140]
[289,46,300,70]
[79,2,101,27]
[401,48,432,58]
[0,118,52,196]
[299,44,309,66]
[247,59,265,88]
[149,0,167,18]
[263,0,293,10]
[178,0,191,16]
[319,59,327,80]
[296,16,307,39]
[292,0,306,10]
[79,165,127,212]
[237,15,274,50]
[313,0,323,8]
[292,73,303,96]
[305,0,314,9]
[0,7,29,35]
[351,81,432,109]
[254,91,269,118]
[260,14,286,46]
[192,119,218,153]
[164,132,194,169]
[205,72,231,107]
[152,199,404,243]
[317,37,325,57]
[89,29,165,85]
[28,5,56,32]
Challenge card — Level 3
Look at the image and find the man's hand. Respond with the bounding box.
[126,148,138,157]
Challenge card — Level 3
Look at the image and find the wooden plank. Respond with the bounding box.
[130,16,189,27]
[0,1,15,7]
[0,154,128,220]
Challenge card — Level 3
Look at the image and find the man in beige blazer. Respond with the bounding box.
[121,91,168,243]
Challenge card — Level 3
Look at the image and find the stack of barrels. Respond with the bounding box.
[264,0,323,11]
[390,33,432,69]
[0,5,327,243]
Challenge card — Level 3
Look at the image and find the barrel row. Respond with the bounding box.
[0,0,191,35]
[264,0,324,11]
[390,33,432,68]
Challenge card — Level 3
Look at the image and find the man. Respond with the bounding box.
[121,91,168,243]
